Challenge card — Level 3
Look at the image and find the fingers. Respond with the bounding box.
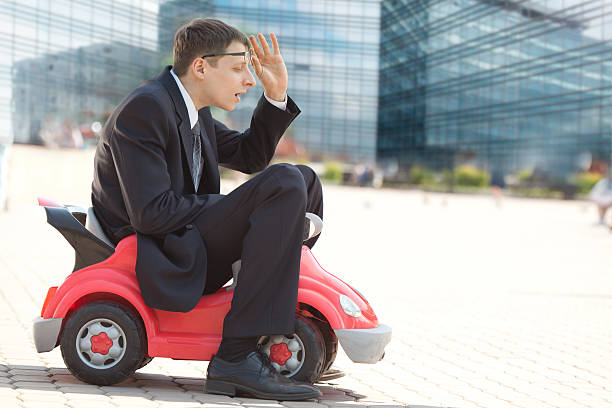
[251,53,263,78]
[270,33,280,55]
[257,33,272,55]
[250,33,277,59]
[249,35,263,59]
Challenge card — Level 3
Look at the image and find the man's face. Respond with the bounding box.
[202,41,256,111]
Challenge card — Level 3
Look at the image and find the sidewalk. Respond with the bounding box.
[0,145,611,407]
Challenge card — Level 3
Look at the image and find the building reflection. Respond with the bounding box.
[378,0,612,187]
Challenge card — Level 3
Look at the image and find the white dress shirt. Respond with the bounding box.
[170,69,288,129]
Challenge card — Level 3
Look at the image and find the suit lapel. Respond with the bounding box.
[157,66,195,182]
[180,121,195,189]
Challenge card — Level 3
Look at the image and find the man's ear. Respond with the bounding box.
[192,58,206,76]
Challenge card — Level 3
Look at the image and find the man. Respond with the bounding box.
[91,18,323,400]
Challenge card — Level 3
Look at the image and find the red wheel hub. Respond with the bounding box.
[90,332,113,355]
[269,343,292,365]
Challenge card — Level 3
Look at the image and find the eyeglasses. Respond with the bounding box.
[201,49,254,66]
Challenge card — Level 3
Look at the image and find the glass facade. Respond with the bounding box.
[379,0,612,185]
[1,0,380,161]
[1,0,161,145]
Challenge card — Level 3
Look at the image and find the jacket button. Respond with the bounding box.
[185,224,193,230]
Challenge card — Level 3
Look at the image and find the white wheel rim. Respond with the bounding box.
[75,318,127,370]
[258,334,306,377]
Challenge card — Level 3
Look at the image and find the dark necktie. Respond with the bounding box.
[192,121,202,191]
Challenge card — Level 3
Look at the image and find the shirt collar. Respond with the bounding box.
[170,68,199,129]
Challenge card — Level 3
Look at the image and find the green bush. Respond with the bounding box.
[453,165,490,187]
[442,169,453,185]
[570,171,602,195]
[516,168,533,184]
[322,161,343,183]
[508,187,561,198]
[409,166,434,185]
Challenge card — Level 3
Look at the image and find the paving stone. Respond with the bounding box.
[8,369,49,376]
[7,365,47,371]
[64,393,112,401]
[192,393,242,404]
[57,385,104,394]
[100,385,149,395]
[180,384,204,392]
[19,396,67,404]
[12,381,57,390]
[234,398,285,405]
[134,372,174,381]
[109,395,158,406]
[156,402,203,408]
[51,376,88,386]
[67,403,116,408]
[147,393,196,402]
[17,403,66,408]
[48,368,71,375]
[321,401,370,407]
[10,375,52,383]
[138,380,183,389]
[281,402,329,408]
[320,394,356,402]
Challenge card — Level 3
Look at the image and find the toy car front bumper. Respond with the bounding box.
[334,324,391,363]
[32,317,62,353]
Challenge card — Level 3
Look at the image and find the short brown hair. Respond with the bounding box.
[173,18,249,76]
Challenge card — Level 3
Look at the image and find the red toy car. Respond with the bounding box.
[33,198,391,386]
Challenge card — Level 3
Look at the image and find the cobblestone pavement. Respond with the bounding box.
[0,145,611,407]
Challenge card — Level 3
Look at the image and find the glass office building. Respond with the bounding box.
[1,0,380,162]
[379,0,612,184]
[1,0,161,145]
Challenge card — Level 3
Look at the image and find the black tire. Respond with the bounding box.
[316,320,338,375]
[258,316,326,384]
[60,301,146,386]
[137,356,153,370]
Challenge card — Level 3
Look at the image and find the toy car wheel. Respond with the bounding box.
[258,316,325,383]
[137,356,153,370]
[60,301,146,385]
[316,320,338,374]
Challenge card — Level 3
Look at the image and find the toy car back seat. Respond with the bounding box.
[43,205,114,272]
[86,207,115,248]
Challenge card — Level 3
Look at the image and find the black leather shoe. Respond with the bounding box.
[205,351,322,401]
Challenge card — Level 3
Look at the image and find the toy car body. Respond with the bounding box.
[33,199,391,385]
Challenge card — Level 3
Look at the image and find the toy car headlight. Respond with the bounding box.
[339,294,362,317]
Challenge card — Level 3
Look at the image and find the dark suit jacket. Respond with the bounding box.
[91,66,300,312]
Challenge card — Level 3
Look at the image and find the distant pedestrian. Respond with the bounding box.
[490,167,505,207]
[0,125,12,212]
[589,172,612,225]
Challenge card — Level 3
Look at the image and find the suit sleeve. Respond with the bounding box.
[215,94,300,174]
[110,94,211,235]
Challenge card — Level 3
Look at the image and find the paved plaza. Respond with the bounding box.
[0,145,611,407]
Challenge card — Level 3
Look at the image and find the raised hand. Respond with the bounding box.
[249,33,288,102]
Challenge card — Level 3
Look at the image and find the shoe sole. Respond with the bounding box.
[205,379,321,401]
